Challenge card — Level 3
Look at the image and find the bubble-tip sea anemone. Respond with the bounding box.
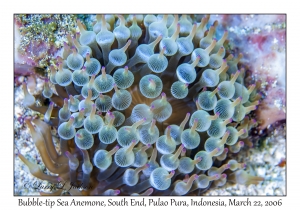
[17,14,264,196]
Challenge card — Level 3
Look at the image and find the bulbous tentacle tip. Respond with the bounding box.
[64,151,71,157]
[147,188,154,193]
[184,174,189,181]
[225,164,231,169]
[213,20,219,27]
[213,174,220,179]
[221,174,227,179]
[69,116,75,121]
[186,112,191,117]
[71,46,77,53]
[196,156,202,161]
[57,176,63,182]
[251,118,257,123]
[114,189,120,195]
[150,105,155,111]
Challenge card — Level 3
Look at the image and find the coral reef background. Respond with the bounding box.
[13,14,286,196]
